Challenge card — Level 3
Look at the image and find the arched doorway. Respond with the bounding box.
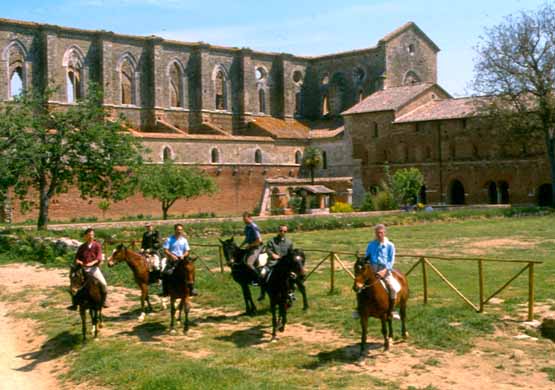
[449,179,465,205]
[498,181,509,204]
[538,183,553,206]
[418,185,427,204]
[486,181,497,204]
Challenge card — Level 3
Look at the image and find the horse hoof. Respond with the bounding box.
[403,332,409,339]
[169,329,177,335]
[302,306,309,311]
[271,337,278,343]
[278,326,285,332]
[138,313,146,322]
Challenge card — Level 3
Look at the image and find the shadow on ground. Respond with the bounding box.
[215,325,267,347]
[301,342,383,369]
[15,330,81,372]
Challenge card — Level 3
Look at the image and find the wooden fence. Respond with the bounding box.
[108,240,542,321]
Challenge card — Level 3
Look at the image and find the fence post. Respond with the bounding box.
[478,259,484,313]
[421,257,428,304]
[528,263,535,321]
[330,252,335,293]
[218,245,224,273]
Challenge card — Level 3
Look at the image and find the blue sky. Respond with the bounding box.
[1,0,545,96]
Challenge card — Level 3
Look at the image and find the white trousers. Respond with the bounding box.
[84,266,107,287]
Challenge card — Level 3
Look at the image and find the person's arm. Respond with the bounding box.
[141,233,147,251]
[266,239,280,260]
[153,231,161,250]
[163,237,177,261]
[387,243,395,271]
[75,245,84,266]
[182,239,190,259]
[365,242,373,263]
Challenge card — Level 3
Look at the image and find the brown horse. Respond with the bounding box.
[107,244,167,321]
[353,257,409,355]
[165,256,197,334]
[69,264,104,341]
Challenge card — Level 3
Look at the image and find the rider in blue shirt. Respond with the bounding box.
[240,212,263,279]
[162,223,197,296]
[365,223,397,313]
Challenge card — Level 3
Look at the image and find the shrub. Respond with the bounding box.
[371,190,398,211]
[360,192,375,211]
[330,202,354,213]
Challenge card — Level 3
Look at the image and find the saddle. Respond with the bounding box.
[143,251,161,272]
[378,273,401,297]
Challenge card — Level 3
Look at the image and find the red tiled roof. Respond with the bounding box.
[394,97,483,123]
[248,117,310,139]
[309,126,344,139]
[342,83,435,115]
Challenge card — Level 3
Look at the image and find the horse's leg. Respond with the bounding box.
[271,301,277,341]
[400,296,408,339]
[240,283,255,315]
[381,318,389,351]
[92,309,99,339]
[80,306,87,341]
[89,308,97,336]
[169,297,176,334]
[245,284,256,315]
[98,308,103,329]
[183,298,190,334]
[278,300,286,332]
[359,314,368,357]
[296,279,309,310]
[138,283,148,321]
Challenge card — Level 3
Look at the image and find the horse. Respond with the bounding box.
[164,256,197,334]
[69,264,104,341]
[353,256,409,355]
[107,244,167,321]
[266,249,306,341]
[258,249,309,311]
[219,237,263,315]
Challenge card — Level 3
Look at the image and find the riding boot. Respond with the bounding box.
[187,283,198,296]
[66,293,78,311]
[257,286,265,302]
[100,284,109,308]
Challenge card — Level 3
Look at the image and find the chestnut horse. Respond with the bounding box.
[69,264,104,341]
[266,249,306,341]
[107,244,166,321]
[353,256,408,355]
[165,256,197,334]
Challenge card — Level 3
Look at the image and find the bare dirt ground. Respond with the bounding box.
[0,263,554,390]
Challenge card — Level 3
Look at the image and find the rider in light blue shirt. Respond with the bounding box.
[365,223,397,312]
[162,223,197,296]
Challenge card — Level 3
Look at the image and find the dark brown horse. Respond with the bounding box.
[353,257,408,355]
[165,256,197,334]
[69,264,104,341]
[266,249,306,341]
[107,244,167,321]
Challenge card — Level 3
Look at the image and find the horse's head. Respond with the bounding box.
[69,264,85,294]
[219,237,240,265]
[353,256,373,293]
[107,243,127,267]
[289,248,306,279]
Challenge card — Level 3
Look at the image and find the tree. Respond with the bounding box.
[390,168,424,207]
[0,84,144,229]
[473,4,555,207]
[301,146,322,184]
[137,161,217,220]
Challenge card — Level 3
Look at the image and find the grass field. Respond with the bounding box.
[1,212,554,389]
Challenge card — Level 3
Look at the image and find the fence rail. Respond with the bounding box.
[105,239,543,320]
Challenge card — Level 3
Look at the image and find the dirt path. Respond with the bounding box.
[0,264,66,390]
[0,263,554,390]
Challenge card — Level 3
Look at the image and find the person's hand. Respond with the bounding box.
[76,260,84,266]
[272,253,280,260]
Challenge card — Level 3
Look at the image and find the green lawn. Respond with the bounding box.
[1,212,554,389]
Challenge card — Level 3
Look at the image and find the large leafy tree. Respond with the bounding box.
[137,161,217,220]
[473,4,555,206]
[301,146,323,184]
[0,84,144,229]
[390,167,424,207]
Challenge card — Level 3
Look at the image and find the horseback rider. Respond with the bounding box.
[240,212,264,281]
[263,224,296,302]
[365,223,398,317]
[141,222,163,271]
[162,223,198,296]
[67,228,108,310]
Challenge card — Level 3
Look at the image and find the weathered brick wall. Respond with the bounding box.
[8,165,301,223]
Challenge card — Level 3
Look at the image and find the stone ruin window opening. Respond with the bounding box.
[211,148,220,163]
[322,94,330,116]
[215,70,226,110]
[169,62,183,108]
[258,88,266,114]
[162,146,173,162]
[372,122,379,138]
[254,149,262,164]
[66,69,82,103]
[255,67,266,81]
[9,67,23,98]
[322,150,328,169]
[293,70,303,84]
[358,89,364,103]
[295,92,302,116]
[7,42,26,99]
[403,70,421,86]
[353,67,365,83]
[120,58,136,105]
[408,43,415,55]
[295,150,302,164]
[321,73,329,85]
